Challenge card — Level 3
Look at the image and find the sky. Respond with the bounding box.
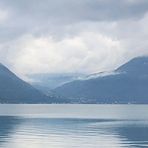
[0,0,148,79]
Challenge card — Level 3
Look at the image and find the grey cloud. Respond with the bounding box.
[1,0,148,22]
[1,0,148,41]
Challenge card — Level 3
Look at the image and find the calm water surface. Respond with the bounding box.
[0,104,148,148]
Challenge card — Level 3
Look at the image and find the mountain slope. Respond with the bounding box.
[116,56,148,75]
[0,63,51,103]
[54,56,148,104]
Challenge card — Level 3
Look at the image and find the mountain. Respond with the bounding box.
[116,56,148,75]
[0,63,56,103]
[53,56,148,104]
[27,73,85,94]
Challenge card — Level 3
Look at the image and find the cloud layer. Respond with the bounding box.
[0,0,148,78]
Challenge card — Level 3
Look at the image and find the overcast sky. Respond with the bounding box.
[0,0,148,79]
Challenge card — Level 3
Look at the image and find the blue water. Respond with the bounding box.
[0,105,148,148]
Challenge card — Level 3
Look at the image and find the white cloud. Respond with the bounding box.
[0,32,126,78]
[1,11,148,79]
[0,0,148,80]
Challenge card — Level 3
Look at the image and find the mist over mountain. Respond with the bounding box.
[27,73,85,94]
[54,56,148,104]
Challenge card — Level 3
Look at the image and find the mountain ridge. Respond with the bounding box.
[53,56,148,104]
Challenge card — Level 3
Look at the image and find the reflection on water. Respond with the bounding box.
[0,117,20,147]
[0,117,148,148]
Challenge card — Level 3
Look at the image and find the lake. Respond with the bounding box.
[0,104,148,148]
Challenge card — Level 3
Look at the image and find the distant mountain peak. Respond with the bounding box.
[117,56,148,75]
